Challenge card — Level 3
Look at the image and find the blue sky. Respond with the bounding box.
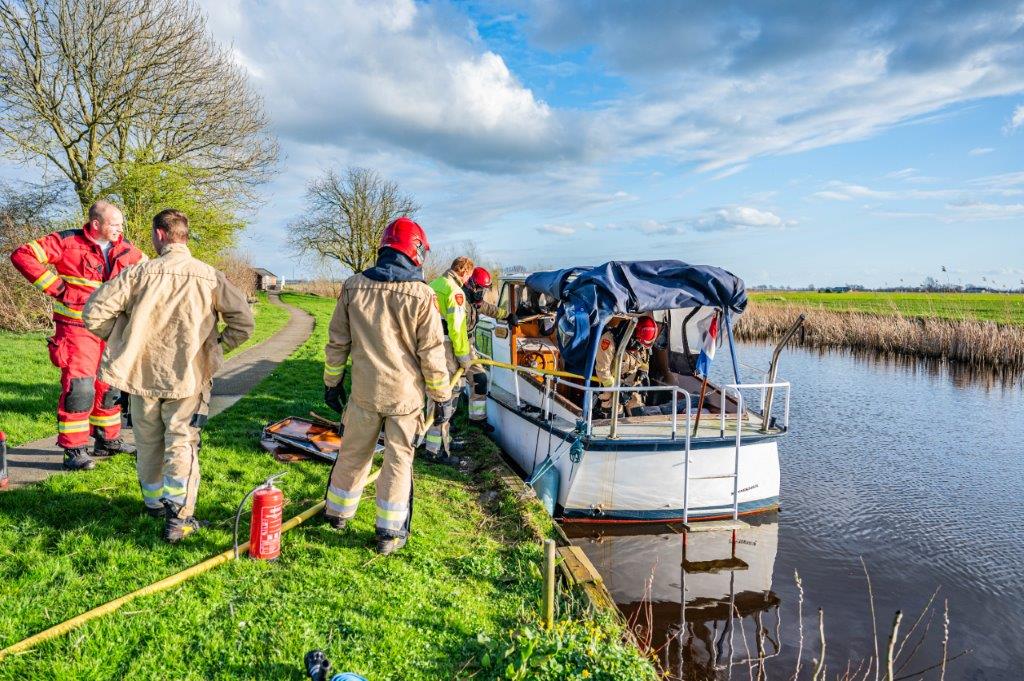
[8,1,1024,288]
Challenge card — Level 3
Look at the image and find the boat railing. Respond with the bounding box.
[479,360,790,524]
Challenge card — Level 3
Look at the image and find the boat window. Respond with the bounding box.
[498,282,512,313]
[517,286,556,317]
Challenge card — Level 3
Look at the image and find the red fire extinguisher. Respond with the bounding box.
[234,472,286,560]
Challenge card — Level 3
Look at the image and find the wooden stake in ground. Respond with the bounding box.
[543,539,556,629]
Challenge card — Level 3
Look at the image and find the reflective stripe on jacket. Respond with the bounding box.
[325,273,450,414]
[81,243,253,399]
[9,228,145,325]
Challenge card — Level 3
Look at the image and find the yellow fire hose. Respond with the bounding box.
[0,469,377,662]
[0,369,478,661]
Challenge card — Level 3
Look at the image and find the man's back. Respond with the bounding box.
[327,273,447,416]
[83,243,253,399]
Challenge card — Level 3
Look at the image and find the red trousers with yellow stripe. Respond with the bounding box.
[47,322,122,449]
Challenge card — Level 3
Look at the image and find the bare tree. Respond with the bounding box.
[0,0,278,209]
[0,181,69,331]
[289,167,418,274]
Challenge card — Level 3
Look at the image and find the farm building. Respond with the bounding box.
[254,268,280,291]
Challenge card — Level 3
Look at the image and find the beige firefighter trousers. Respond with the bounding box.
[131,391,208,519]
[424,338,487,456]
[325,401,422,538]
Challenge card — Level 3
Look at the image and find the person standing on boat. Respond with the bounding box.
[423,256,476,463]
[462,267,507,433]
[321,217,452,555]
[9,200,145,471]
[594,317,658,418]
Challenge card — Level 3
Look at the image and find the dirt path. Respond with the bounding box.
[3,294,315,488]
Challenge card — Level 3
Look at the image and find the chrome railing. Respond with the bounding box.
[486,360,791,524]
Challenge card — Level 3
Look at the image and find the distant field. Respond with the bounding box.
[750,291,1024,326]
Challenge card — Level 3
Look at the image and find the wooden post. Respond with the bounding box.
[544,539,556,629]
[691,374,710,437]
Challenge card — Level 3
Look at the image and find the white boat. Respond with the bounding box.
[473,261,803,524]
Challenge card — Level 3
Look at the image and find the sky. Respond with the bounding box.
[9,0,1024,288]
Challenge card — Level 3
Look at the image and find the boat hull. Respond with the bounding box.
[487,393,781,523]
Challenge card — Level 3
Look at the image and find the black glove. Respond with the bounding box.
[433,398,456,426]
[325,383,346,414]
[505,312,518,327]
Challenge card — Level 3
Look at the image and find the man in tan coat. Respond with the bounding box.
[83,209,253,543]
[323,216,451,555]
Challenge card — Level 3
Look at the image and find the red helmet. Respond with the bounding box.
[380,217,430,266]
[469,267,492,290]
[634,317,658,347]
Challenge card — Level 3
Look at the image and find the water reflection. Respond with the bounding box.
[564,517,781,680]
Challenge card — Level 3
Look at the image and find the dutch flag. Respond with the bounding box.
[695,313,718,378]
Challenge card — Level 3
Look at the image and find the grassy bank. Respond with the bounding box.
[0,293,654,680]
[0,292,290,448]
[750,290,1024,326]
[737,300,1024,370]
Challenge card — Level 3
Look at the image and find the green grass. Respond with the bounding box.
[0,330,60,447]
[0,292,653,680]
[0,293,291,448]
[750,290,1024,325]
[225,291,292,358]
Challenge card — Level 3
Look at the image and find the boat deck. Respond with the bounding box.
[589,413,780,441]
[490,384,782,443]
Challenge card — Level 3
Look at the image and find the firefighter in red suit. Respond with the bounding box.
[9,200,146,471]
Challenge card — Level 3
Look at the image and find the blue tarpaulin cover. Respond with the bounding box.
[525,260,746,381]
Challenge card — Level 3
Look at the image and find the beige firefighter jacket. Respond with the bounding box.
[324,273,450,415]
[594,330,650,410]
[82,243,254,399]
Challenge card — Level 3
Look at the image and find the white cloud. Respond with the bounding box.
[711,164,748,180]
[969,147,994,155]
[690,206,792,232]
[199,0,581,173]
[537,224,577,235]
[945,201,1024,221]
[532,1,1024,171]
[886,168,918,180]
[813,190,854,201]
[1008,104,1024,132]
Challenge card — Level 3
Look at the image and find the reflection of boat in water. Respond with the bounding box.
[564,516,781,679]
[476,262,802,523]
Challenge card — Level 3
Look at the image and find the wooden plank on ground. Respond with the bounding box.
[558,546,601,584]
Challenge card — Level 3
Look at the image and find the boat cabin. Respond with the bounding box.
[478,270,785,442]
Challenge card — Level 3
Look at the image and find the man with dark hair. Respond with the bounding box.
[9,200,145,470]
[83,208,253,543]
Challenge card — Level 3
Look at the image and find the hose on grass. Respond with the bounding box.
[0,369,469,660]
[0,468,381,662]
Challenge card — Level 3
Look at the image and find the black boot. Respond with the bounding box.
[93,435,135,458]
[375,531,408,555]
[304,650,333,681]
[326,514,348,531]
[63,447,96,471]
[162,500,202,544]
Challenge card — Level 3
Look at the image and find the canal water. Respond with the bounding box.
[563,344,1024,680]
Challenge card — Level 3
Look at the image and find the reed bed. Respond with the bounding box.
[736,302,1024,371]
[284,278,342,298]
